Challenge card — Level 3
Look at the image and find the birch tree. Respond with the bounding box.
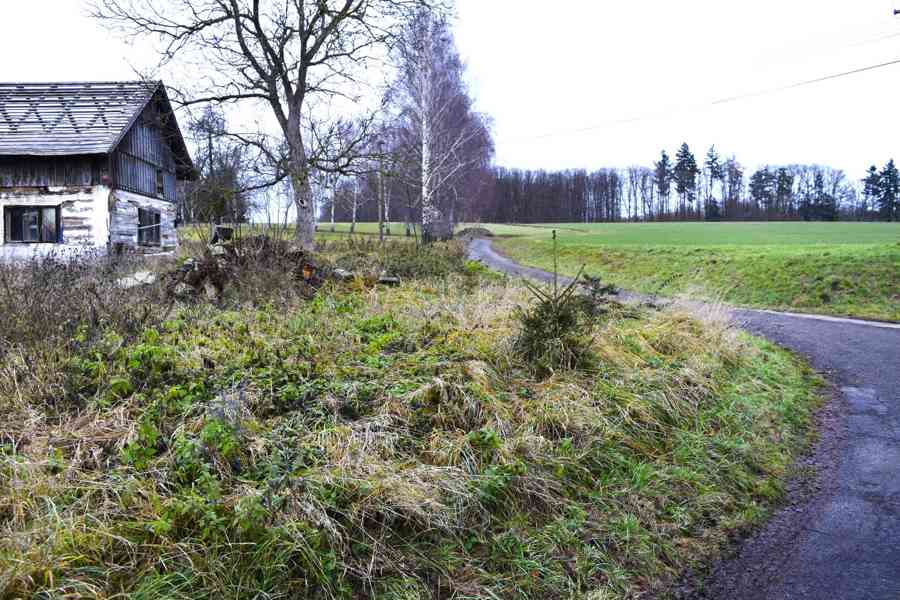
[393,10,491,241]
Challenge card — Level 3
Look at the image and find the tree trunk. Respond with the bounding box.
[350,180,358,234]
[377,168,385,243]
[287,116,316,249]
[384,185,392,236]
[420,117,441,243]
[329,175,336,232]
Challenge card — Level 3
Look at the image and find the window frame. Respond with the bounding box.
[155,168,166,199]
[137,208,162,246]
[3,205,61,244]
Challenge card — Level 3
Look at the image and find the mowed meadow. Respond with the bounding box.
[485,222,900,321]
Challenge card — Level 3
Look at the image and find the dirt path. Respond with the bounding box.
[468,238,900,600]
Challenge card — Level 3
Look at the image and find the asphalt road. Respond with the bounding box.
[468,238,900,600]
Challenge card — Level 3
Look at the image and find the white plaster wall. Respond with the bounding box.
[0,186,111,260]
[0,185,178,260]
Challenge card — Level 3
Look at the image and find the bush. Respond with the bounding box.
[320,237,467,279]
[0,252,171,409]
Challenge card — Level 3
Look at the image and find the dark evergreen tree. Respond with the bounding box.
[812,170,838,221]
[748,167,775,217]
[704,146,723,220]
[723,156,744,218]
[878,159,899,221]
[862,165,881,219]
[775,168,794,217]
[654,150,673,216]
[673,143,700,218]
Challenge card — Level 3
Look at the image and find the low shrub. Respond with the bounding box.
[513,274,595,376]
[320,237,467,279]
[0,252,172,409]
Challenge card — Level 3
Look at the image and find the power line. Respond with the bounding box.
[712,56,900,105]
[503,55,900,144]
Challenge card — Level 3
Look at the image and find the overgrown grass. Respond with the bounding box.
[0,239,821,599]
[490,223,900,321]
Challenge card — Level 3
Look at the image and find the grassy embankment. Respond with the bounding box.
[489,222,900,321]
[0,239,821,599]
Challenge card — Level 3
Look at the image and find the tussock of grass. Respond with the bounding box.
[0,243,819,600]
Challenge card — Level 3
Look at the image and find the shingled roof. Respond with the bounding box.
[0,81,192,170]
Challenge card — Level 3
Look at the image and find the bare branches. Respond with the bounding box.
[92,0,443,247]
[388,9,493,240]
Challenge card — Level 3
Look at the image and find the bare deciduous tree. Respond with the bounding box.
[392,10,492,241]
[91,0,439,248]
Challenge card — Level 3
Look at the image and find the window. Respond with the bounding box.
[155,169,165,198]
[138,208,161,246]
[4,206,60,243]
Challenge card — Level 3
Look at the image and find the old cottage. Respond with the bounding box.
[0,81,194,258]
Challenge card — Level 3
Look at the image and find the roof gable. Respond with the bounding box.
[0,82,191,170]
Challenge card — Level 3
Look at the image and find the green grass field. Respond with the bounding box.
[485,222,900,321]
[178,221,899,320]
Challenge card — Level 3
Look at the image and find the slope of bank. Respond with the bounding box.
[490,225,900,321]
[0,240,821,600]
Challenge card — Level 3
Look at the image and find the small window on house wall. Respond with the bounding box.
[138,208,161,246]
[156,169,165,198]
[4,206,60,243]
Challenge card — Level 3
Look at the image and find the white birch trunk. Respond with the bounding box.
[384,186,391,235]
[350,180,358,234]
[329,176,336,232]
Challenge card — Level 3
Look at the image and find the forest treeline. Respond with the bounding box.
[330,143,899,227]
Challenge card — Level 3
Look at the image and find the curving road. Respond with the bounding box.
[468,238,900,600]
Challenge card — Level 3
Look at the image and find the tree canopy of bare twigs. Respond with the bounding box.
[91,0,444,248]
[390,10,493,241]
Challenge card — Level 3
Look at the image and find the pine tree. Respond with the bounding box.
[810,170,838,221]
[877,159,899,221]
[704,146,723,220]
[654,150,673,216]
[862,165,881,219]
[673,143,699,218]
[775,168,794,216]
[749,168,775,217]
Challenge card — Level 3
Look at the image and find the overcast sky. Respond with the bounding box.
[2,0,899,178]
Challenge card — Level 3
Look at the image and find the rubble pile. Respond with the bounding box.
[163,233,401,301]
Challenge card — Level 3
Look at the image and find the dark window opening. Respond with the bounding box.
[4,206,60,243]
[155,169,165,198]
[138,208,161,246]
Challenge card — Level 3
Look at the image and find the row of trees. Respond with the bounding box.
[471,145,899,223]
[311,11,493,239]
[94,0,493,244]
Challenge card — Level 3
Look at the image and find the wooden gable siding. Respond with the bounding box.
[112,95,177,202]
[0,156,104,188]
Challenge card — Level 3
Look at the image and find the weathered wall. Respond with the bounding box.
[0,156,104,188]
[112,95,178,202]
[110,189,178,250]
[0,185,111,259]
[0,185,178,260]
